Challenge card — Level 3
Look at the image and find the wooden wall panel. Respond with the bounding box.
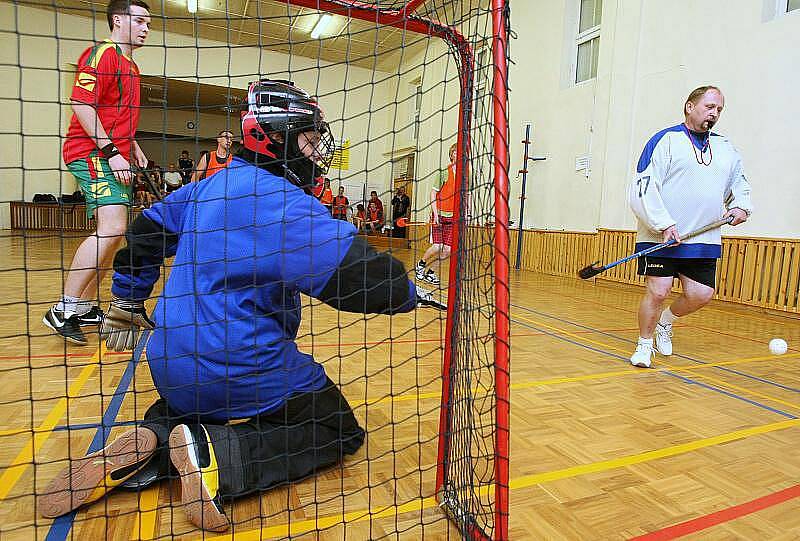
[438,225,800,314]
[12,206,799,314]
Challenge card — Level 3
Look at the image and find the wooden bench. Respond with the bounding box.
[358,233,411,250]
[9,201,143,231]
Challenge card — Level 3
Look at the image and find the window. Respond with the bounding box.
[474,45,491,123]
[788,0,800,12]
[575,0,602,83]
[413,82,422,140]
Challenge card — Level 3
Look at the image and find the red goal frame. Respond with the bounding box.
[274,2,511,539]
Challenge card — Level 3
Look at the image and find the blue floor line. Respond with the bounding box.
[511,302,800,393]
[510,316,797,420]
[45,331,149,541]
[52,420,138,432]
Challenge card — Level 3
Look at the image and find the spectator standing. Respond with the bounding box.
[178,150,193,184]
[391,185,411,238]
[192,130,234,182]
[369,190,384,217]
[318,178,333,213]
[332,186,349,220]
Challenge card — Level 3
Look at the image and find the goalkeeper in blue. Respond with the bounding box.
[38,80,444,531]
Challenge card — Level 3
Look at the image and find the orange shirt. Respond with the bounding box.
[203,152,233,180]
[312,176,325,197]
[332,195,349,217]
[320,188,333,205]
[436,163,458,217]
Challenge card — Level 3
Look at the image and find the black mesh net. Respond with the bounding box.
[0,0,509,539]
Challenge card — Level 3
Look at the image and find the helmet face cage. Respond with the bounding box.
[241,79,335,173]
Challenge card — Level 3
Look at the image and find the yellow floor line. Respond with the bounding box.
[196,418,800,541]
[689,372,800,411]
[0,344,104,502]
[510,418,800,487]
[507,353,800,389]
[129,485,160,540]
[510,313,800,411]
[511,312,631,355]
[2,351,794,440]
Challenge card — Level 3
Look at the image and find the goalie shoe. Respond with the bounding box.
[170,424,230,532]
[38,427,157,517]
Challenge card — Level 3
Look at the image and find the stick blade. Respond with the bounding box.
[577,262,603,280]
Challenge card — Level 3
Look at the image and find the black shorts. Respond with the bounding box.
[637,256,717,288]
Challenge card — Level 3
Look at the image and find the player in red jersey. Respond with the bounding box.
[43,0,151,345]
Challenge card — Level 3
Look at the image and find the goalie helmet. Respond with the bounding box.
[241,79,334,188]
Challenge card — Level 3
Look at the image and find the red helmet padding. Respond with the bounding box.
[241,110,277,158]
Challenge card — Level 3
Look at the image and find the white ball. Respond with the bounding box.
[769,338,788,355]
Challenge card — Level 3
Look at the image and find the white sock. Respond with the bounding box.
[73,302,92,316]
[56,296,90,317]
[637,337,653,345]
[659,308,678,326]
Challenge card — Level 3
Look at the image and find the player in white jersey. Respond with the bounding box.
[627,86,752,368]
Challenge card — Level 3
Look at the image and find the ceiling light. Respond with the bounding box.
[187,0,197,14]
[311,14,333,39]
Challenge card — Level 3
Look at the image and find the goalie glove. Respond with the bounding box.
[416,285,447,310]
[100,297,155,352]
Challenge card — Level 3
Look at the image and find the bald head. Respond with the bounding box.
[684,86,724,132]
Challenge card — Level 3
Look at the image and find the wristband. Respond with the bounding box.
[100,142,121,159]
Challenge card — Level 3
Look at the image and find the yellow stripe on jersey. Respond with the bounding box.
[88,41,117,70]
[74,41,117,94]
[75,72,96,92]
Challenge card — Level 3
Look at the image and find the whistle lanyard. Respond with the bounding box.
[683,124,712,166]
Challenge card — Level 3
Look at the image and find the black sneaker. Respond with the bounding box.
[43,307,88,345]
[76,306,104,326]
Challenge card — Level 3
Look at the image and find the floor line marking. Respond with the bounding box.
[689,372,800,411]
[198,418,800,541]
[510,316,796,418]
[511,307,800,409]
[629,483,800,541]
[0,346,102,502]
[4,351,794,439]
[130,485,160,541]
[512,301,800,392]
[536,288,800,352]
[47,332,150,541]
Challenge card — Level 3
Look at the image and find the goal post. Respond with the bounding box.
[274,1,511,539]
[1,0,511,539]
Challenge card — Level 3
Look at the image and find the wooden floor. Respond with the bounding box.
[1,231,799,540]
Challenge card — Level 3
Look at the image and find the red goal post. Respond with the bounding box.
[275,1,511,539]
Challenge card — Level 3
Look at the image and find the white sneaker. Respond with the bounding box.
[422,269,440,285]
[630,340,654,368]
[655,323,673,356]
[415,261,427,281]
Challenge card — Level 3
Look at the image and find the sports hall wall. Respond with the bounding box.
[3,1,797,239]
[0,1,431,229]
[507,0,799,239]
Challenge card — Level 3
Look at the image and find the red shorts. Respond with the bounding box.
[430,217,454,247]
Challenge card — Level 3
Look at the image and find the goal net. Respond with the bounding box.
[0,0,510,539]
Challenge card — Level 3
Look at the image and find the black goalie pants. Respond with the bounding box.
[138,377,365,499]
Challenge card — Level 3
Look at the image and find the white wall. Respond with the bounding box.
[509,0,800,238]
